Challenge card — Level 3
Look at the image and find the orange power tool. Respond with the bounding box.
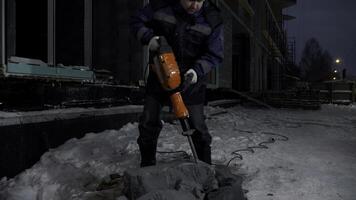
[150,36,199,163]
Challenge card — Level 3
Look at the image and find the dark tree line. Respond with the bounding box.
[299,38,333,82]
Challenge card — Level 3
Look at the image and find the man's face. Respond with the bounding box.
[180,0,204,14]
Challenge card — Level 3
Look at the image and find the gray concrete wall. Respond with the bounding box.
[93,0,143,84]
[219,5,233,88]
[5,0,16,60]
[250,0,269,92]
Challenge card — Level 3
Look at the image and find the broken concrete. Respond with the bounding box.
[137,190,196,200]
[123,161,246,200]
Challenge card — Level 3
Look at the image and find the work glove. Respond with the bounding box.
[184,69,198,85]
[148,36,160,51]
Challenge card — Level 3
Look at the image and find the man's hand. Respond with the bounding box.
[184,69,198,85]
[149,36,160,51]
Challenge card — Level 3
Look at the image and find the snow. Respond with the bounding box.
[0,105,143,126]
[1,104,356,200]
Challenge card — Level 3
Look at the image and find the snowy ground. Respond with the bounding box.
[1,104,356,200]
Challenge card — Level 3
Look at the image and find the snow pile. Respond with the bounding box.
[1,104,356,200]
[0,124,141,200]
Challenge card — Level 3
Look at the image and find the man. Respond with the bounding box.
[130,0,223,167]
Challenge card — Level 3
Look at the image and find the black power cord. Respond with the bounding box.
[226,131,289,167]
[155,109,289,167]
[155,131,289,166]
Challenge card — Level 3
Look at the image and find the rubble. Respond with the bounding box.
[123,161,246,200]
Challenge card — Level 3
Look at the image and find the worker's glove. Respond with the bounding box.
[148,36,160,51]
[184,69,198,85]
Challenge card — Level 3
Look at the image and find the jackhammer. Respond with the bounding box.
[148,36,199,163]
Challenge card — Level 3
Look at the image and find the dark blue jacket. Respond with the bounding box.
[130,0,224,104]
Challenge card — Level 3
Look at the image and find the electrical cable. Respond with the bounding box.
[226,131,289,167]
[155,130,289,166]
[154,100,289,166]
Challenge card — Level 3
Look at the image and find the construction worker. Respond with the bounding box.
[130,0,224,167]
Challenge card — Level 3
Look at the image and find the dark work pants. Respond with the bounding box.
[137,95,212,167]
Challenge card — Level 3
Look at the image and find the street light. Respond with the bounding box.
[335,58,347,80]
[332,58,344,80]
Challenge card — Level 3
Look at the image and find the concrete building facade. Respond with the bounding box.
[0,0,296,91]
[211,0,296,92]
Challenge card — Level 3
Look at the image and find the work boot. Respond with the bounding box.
[192,135,212,164]
[137,139,157,167]
[199,145,212,165]
[194,143,212,165]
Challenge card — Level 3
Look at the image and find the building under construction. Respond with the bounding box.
[0,0,296,177]
[0,0,296,95]
[215,0,296,92]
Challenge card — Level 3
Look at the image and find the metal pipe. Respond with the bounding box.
[179,118,199,163]
[47,0,56,66]
[1,0,5,65]
[84,0,93,68]
[187,135,198,163]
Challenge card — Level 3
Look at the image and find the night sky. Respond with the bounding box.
[285,0,356,76]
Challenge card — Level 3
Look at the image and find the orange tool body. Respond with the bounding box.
[151,37,199,163]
